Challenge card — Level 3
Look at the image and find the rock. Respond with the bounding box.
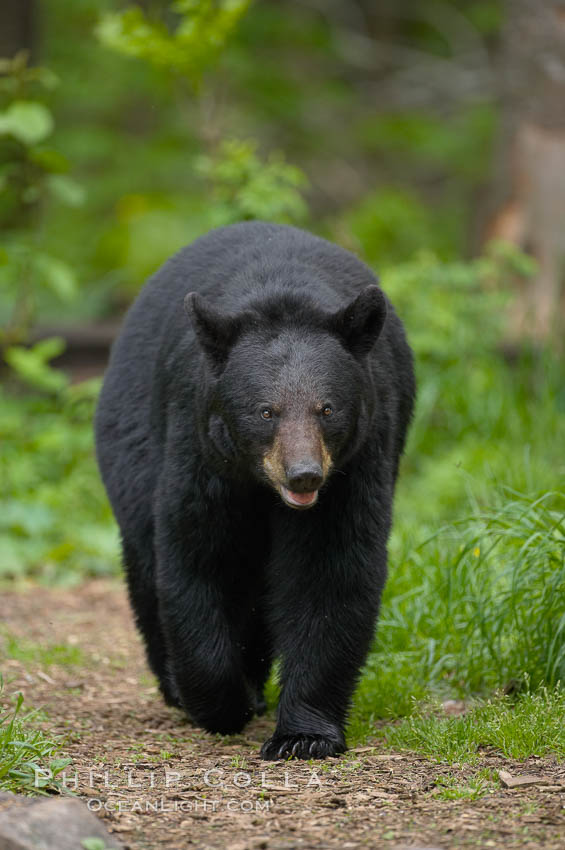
[498,770,551,789]
[0,793,123,850]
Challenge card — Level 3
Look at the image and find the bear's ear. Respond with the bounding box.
[184,292,241,369]
[329,285,387,359]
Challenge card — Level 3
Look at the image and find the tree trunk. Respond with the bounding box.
[0,0,37,62]
[484,0,565,343]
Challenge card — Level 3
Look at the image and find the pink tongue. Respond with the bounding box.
[288,490,317,505]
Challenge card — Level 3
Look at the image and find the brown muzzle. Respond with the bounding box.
[263,419,332,509]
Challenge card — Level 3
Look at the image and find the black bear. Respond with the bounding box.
[95,221,415,760]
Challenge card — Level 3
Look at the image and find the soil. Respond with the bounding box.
[1,581,564,850]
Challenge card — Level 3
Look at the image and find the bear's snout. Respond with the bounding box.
[280,461,324,509]
[286,462,323,494]
[263,418,332,509]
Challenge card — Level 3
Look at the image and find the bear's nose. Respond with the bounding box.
[286,462,323,493]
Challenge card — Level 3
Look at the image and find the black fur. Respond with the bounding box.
[95,221,415,760]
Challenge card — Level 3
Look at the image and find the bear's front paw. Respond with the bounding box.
[260,733,345,760]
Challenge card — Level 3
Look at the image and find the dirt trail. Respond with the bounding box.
[1,581,564,849]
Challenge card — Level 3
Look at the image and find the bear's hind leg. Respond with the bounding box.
[153,432,262,735]
[122,538,181,708]
[157,570,254,735]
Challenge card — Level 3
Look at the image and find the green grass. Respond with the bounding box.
[0,632,84,667]
[375,689,565,764]
[349,488,565,717]
[431,768,495,800]
[0,681,71,794]
[347,487,565,759]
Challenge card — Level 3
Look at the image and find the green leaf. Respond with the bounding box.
[34,254,77,300]
[4,339,69,394]
[50,757,72,775]
[0,101,54,145]
[29,337,67,361]
[46,175,86,207]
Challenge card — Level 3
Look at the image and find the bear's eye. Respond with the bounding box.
[321,404,333,417]
[260,407,273,421]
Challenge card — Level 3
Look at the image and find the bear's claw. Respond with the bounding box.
[260,734,345,760]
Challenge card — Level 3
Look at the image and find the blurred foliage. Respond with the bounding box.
[0,373,118,581]
[195,139,308,226]
[356,105,495,181]
[7,0,501,321]
[0,367,118,581]
[4,337,68,394]
[383,240,535,361]
[0,52,82,349]
[96,0,251,87]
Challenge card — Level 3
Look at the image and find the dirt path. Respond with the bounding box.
[1,581,564,849]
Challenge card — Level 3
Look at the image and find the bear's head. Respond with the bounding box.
[185,286,386,509]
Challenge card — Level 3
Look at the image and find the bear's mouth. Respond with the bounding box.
[279,486,319,510]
